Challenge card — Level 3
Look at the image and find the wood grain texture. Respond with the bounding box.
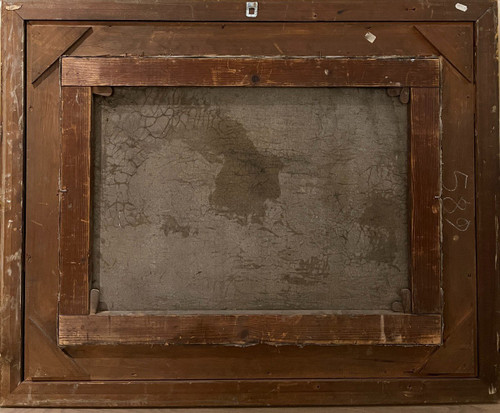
[417,61,477,375]
[24,22,443,386]
[475,7,499,387]
[61,57,440,88]
[70,23,438,58]
[25,317,89,381]
[3,406,500,412]
[409,88,441,314]
[65,63,439,344]
[25,30,88,379]
[11,0,495,22]
[59,87,92,315]
[0,7,24,400]
[62,343,437,380]
[58,313,442,346]
[14,13,497,405]
[28,25,90,84]
[415,23,474,82]
[2,378,496,407]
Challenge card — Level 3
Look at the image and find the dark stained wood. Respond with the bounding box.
[58,55,441,347]
[419,311,477,376]
[6,3,497,406]
[0,8,24,401]
[58,313,442,346]
[2,378,496,407]
[61,57,440,87]
[70,23,438,58]
[409,88,441,314]
[4,407,500,412]
[59,87,92,315]
[415,23,474,82]
[25,57,90,379]
[25,317,89,381]
[12,0,494,22]
[417,60,477,375]
[63,344,437,380]
[475,7,499,387]
[28,25,90,83]
[23,24,443,386]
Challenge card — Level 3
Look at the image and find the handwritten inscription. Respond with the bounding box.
[443,170,471,232]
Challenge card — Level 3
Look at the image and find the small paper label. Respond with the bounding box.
[365,32,377,44]
[455,3,468,12]
[6,4,22,10]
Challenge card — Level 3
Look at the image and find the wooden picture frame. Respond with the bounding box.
[1,0,498,407]
[57,56,441,346]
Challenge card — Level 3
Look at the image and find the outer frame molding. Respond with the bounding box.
[0,7,24,402]
[9,0,497,22]
[475,6,499,389]
[1,0,498,407]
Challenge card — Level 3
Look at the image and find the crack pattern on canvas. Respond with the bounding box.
[92,87,409,311]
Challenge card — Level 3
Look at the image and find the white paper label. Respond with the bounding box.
[365,32,377,44]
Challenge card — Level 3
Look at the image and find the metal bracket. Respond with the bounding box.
[246,2,258,18]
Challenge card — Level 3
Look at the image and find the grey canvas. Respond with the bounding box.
[92,87,409,311]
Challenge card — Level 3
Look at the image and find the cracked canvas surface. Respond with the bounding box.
[92,87,409,311]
